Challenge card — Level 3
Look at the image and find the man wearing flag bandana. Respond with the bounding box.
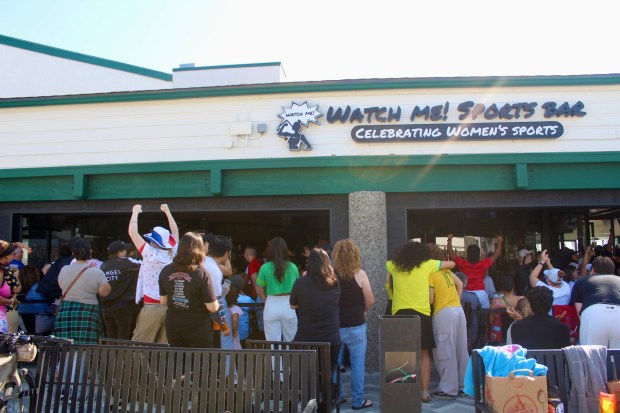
[128,204,179,343]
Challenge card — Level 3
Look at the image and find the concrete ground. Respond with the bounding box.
[336,365,475,413]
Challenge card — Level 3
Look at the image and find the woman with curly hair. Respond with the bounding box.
[386,241,455,403]
[332,239,375,410]
[256,236,299,342]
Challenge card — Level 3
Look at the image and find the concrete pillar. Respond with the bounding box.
[348,191,387,372]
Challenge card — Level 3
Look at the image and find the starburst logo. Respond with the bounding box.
[276,102,323,151]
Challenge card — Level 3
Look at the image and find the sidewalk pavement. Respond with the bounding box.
[336,366,475,413]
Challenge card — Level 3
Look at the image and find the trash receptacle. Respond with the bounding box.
[380,315,421,413]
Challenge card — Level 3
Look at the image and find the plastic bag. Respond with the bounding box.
[600,391,617,413]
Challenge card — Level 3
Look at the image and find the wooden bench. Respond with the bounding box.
[32,344,318,413]
[246,340,339,413]
[98,337,170,347]
[472,348,620,413]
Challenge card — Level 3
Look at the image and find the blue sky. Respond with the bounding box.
[1,0,619,82]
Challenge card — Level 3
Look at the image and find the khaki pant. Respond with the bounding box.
[7,310,19,333]
[432,306,469,396]
[131,304,167,344]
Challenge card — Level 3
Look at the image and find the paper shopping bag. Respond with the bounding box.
[484,369,548,413]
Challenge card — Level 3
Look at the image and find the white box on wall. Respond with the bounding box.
[230,122,252,135]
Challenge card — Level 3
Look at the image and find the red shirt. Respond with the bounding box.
[246,258,263,299]
[454,256,494,291]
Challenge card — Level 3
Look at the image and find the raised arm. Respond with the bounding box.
[160,204,179,242]
[12,242,32,253]
[578,246,593,278]
[529,249,549,287]
[447,233,455,259]
[489,235,504,263]
[128,204,146,250]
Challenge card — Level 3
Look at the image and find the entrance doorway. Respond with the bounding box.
[19,210,330,273]
[407,208,618,257]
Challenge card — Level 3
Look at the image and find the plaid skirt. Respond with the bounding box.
[52,301,103,345]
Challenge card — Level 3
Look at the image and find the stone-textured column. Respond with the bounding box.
[349,191,387,372]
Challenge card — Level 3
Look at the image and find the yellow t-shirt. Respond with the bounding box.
[386,259,440,316]
[429,269,461,315]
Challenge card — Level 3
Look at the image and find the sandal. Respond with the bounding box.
[432,391,456,400]
[351,400,373,410]
[421,390,431,403]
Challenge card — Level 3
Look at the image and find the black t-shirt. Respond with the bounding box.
[338,276,365,328]
[571,274,620,314]
[290,274,340,344]
[37,255,73,299]
[158,264,216,321]
[100,257,141,306]
[511,314,570,349]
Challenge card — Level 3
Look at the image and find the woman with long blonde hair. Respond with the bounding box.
[332,239,375,410]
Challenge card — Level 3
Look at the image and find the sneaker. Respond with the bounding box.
[432,391,456,400]
[458,390,468,397]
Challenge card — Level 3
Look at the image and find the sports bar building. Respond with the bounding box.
[1,35,619,368]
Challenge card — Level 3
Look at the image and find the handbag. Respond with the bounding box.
[16,343,37,363]
[54,266,90,315]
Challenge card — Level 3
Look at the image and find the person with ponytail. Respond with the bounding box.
[256,236,299,341]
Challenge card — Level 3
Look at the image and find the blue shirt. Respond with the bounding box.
[237,293,255,340]
[18,283,52,315]
[8,259,24,270]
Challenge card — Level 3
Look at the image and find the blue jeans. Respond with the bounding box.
[337,323,367,407]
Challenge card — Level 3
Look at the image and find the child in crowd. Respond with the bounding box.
[226,286,243,350]
[505,297,532,344]
[236,288,255,348]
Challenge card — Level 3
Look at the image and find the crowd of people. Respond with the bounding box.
[0,205,378,410]
[384,232,620,403]
[1,207,619,408]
